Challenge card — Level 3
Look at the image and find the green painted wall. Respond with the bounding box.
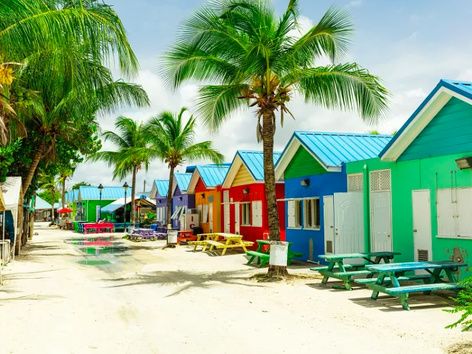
[285,146,326,179]
[84,200,114,222]
[401,98,472,161]
[347,152,472,278]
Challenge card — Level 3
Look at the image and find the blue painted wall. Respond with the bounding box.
[285,167,347,262]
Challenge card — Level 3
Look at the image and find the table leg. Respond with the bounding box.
[221,239,231,256]
[371,273,386,300]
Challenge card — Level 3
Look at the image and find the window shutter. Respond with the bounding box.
[202,204,209,223]
[252,201,263,227]
[287,200,296,228]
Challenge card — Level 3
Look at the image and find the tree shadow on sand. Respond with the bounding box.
[104,269,264,297]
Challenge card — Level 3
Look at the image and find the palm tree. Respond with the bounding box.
[164,0,388,275]
[91,116,154,224]
[37,173,59,224]
[0,0,139,144]
[146,108,223,229]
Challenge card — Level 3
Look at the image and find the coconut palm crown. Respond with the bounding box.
[163,0,388,270]
[146,108,223,227]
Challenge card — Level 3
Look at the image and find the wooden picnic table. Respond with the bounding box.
[246,240,303,267]
[190,233,253,255]
[83,222,114,234]
[313,251,401,290]
[364,260,468,310]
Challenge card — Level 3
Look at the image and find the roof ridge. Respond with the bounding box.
[295,130,392,138]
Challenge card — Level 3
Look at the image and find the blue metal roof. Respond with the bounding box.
[285,131,392,168]
[380,79,472,158]
[237,151,282,181]
[197,164,231,188]
[79,186,127,201]
[154,180,169,196]
[174,173,192,192]
[34,195,52,210]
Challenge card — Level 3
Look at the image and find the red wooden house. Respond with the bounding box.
[221,151,285,245]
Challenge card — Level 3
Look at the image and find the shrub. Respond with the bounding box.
[447,276,472,331]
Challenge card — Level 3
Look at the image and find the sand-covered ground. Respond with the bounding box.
[0,224,470,354]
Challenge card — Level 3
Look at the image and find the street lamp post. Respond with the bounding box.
[97,184,103,221]
[123,182,129,231]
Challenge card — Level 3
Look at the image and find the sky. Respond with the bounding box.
[72,0,472,191]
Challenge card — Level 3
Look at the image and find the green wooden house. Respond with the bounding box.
[346,79,472,278]
[76,186,127,222]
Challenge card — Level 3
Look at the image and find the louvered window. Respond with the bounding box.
[348,174,363,192]
[370,170,391,192]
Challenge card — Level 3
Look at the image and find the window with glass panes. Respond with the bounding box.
[241,202,251,225]
[304,198,320,229]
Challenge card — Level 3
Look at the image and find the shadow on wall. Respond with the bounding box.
[104,270,265,297]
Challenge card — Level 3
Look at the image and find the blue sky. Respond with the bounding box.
[73,0,472,188]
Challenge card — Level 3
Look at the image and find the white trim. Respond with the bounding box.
[275,137,338,181]
[382,87,472,161]
[187,170,201,194]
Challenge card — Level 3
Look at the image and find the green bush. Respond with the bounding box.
[447,276,472,331]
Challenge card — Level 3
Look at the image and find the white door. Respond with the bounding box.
[334,192,365,254]
[323,196,335,254]
[234,202,240,234]
[412,190,432,261]
[370,192,392,251]
[223,191,230,233]
[370,170,392,252]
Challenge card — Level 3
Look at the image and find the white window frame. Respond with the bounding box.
[303,198,320,230]
[252,200,263,227]
[241,202,252,226]
[287,199,303,229]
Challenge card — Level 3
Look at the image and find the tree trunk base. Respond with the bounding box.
[267,265,289,277]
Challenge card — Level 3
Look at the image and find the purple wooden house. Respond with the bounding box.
[171,172,195,230]
[149,179,169,226]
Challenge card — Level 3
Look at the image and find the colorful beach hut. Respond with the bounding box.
[187,164,230,233]
[76,186,127,222]
[275,131,391,261]
[221,151,285,245]
[149,180,169,226]
[171,172,196,230]
[346,79,472,277]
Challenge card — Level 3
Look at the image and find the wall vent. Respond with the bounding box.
[417,249,429,262]
[326,240,333,253]
[370,170,391,192]
[348,174,363,192]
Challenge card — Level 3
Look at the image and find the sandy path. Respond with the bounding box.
[0,225,470,354]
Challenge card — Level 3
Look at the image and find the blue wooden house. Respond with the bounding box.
[171,172,195,230]
[275,131,391,262]
[149,179,170,226]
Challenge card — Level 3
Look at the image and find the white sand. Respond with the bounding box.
[0,224,470,354]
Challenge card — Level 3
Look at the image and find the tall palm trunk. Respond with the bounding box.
[131,165,137,224]
[166,165,175,227]
[61,178,66,207]
[262,111,287,276]
[15,143,44,254]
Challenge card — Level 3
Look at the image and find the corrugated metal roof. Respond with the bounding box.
[293,131,392,168]
[79,186,128,201]
[380,79,472,158]
[154,180,169,197]
[238,151,282,181]
[197,164,230,188]
[174,173,192,192]
[101,196,155,213]
[34,195,52,210]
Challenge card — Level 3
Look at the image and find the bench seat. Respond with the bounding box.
[327,270,371,277]
[382,282,462,295]
[311,264,354,272]
[354,274,431,285]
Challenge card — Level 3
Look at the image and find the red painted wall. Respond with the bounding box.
[221,182,285,247]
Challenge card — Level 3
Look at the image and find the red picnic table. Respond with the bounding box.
[83,222,114,234]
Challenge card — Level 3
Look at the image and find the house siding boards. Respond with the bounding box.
[172,185,195,229]
[233,164,254,187]
[195,178,221,233]
[285,147,326,179]
[400,98,472,160]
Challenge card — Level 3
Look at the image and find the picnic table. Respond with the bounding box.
[83,222,114,234]
[190,233,253,255]
[312,252,400,290]
[177,230,197,244]
[246,240,303,267]
[364,260,467,310]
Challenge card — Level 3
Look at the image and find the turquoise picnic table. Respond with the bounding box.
[312,251,401,290]
[246,240,303,267]
[364,260,468,310]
